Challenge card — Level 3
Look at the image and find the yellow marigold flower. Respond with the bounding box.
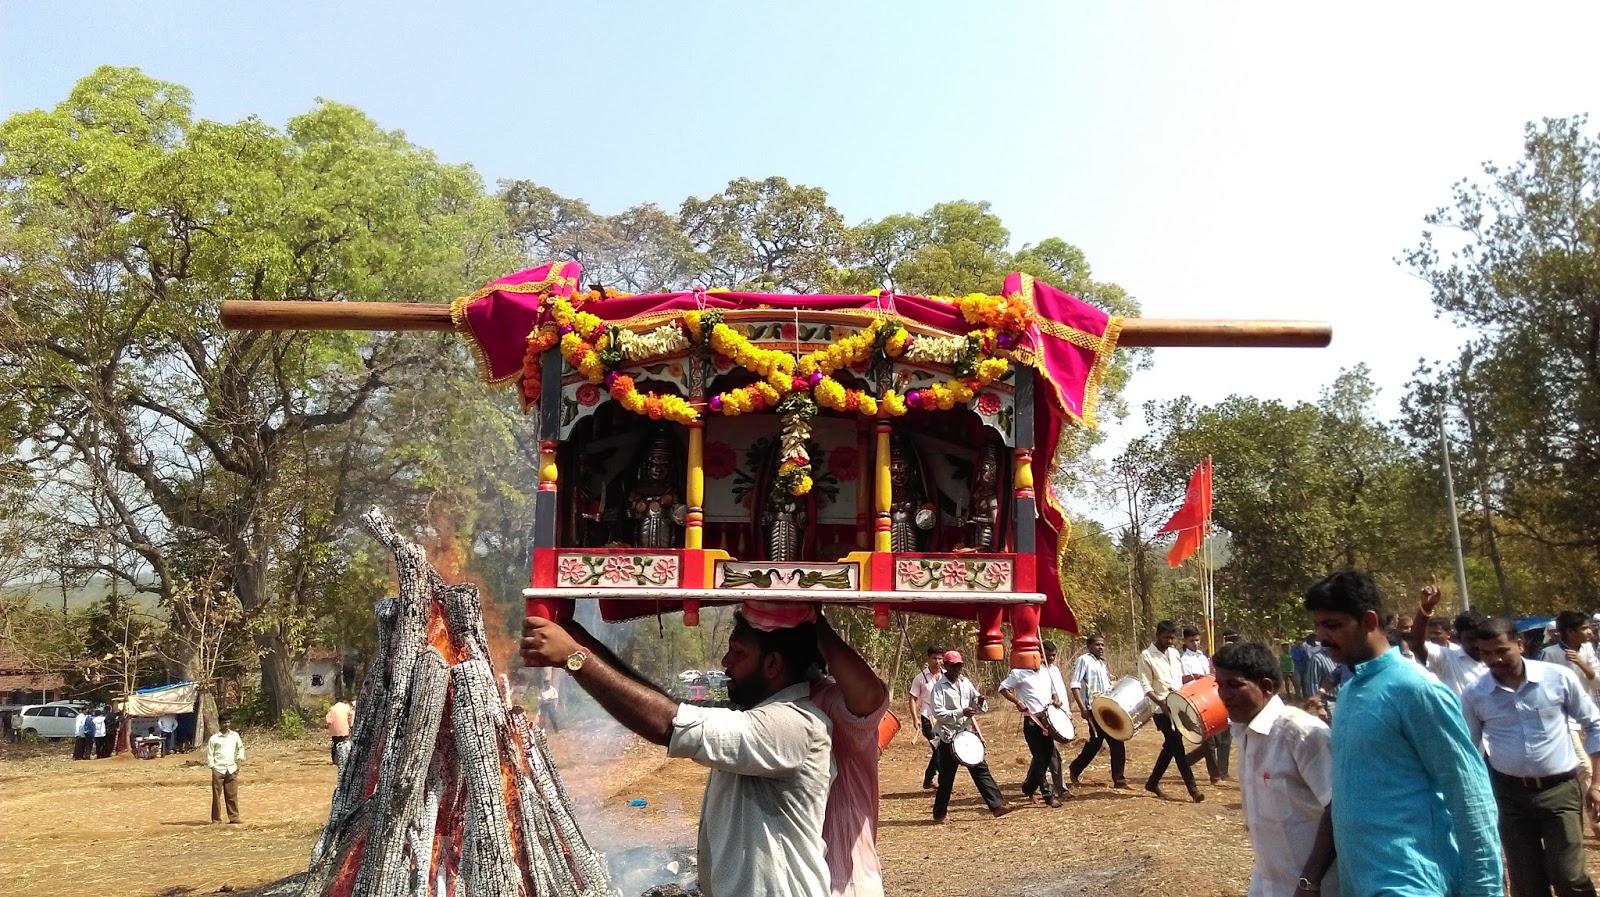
[858,395,878,417]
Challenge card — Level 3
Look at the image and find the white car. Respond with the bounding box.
[15,703,87,740]
[675,669,703,684]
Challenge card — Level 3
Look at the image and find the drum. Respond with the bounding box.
[951,730,985,767]
[1042,704,1075,744]
[1090,676,1154,742]
[1164,675,1229,744]
[877,709,900,754]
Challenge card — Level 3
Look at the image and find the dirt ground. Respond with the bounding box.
[4,712,1598,897]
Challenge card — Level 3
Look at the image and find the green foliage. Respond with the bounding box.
[1122,366,1447,634]
[1402,116,1600,612]
[276,708,306,738]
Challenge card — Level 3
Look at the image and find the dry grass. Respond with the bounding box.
[6,710,1598,897]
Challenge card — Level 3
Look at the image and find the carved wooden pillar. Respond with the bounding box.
[1008,367,1041,670]
[527,346,572,625]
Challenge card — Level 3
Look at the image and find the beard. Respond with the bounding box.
[727,668,766,709]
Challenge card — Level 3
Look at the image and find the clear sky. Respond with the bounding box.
[4,1,1597,456]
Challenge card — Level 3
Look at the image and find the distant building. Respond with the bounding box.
[0,641,72,734]
[296,647,342,698]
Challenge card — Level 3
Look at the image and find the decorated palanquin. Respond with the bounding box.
[449,261,1122,669]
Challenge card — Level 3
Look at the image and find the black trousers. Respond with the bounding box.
[1021,716,1062,800]
[95,733,111,758]
[1185,729,1232,780]
[1146,712,1198,791]
[1493,772,1598,897]
[1070,715,1127,784]
[920,717,939,786]
[933,739,1005,818]
[73,735,92,760]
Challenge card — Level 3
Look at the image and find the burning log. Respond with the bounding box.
[301,508,613,897]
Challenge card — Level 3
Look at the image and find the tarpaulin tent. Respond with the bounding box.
[123,681,198,716]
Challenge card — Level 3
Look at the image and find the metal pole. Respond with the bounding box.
[1440,387,1471,611]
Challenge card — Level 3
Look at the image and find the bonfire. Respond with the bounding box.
[300,508,612,897]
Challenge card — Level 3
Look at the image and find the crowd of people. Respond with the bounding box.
[522,571,1600,897]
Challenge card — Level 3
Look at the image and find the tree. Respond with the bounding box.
[1136,368,1444,632]
[1404,116,1600,567]
[678,176,850,291]
[0,67,505,721]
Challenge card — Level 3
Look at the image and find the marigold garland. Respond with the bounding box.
[525,297,1017,423]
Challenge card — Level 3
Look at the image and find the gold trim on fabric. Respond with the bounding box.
[452,294,512,384]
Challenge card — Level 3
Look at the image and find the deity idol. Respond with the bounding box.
[889,435,935,553]
[628,435,686,549]
[765,498,805,563]
[967,438,1001,551]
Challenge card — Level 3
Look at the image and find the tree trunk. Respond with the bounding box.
[256,627,302,723]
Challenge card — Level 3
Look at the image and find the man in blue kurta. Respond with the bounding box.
[1303,570,1502,897]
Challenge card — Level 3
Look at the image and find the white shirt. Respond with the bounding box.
[1070,653,1112,712]
[206,729,245,775]
[1180,647,1212,680]
[157,714,178,734]
[999,665,1062,714]
[1234,696,1339,897]
[1423,640,1486,697]
[667,683,833,897]
[1137,644,1184,708]
[928,675,982,741]
[1461,659,1600,779]
[1540,641,1600,698]
[91,714,106,738]
[908,668,940,721]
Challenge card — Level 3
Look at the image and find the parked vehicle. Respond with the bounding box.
[675,669,703,684]
[15,703,87,740]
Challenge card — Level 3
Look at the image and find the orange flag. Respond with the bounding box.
[1158,459,1212,567]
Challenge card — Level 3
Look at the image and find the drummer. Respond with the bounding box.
[1180,627,1230,785]
[1068,634,1128,788]
[929,650,1015,822]
[1138,620,1205,802]
[999,639,1069,807]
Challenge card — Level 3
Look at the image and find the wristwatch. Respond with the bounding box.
[565,648,590,672]
[1296,878,1320,892]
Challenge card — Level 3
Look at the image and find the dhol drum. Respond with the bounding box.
[1164,675,1230,745]
[1042,704,1076,744]
[1090,675,1155,742]
[877,709,900,755]
[951,730,986,767]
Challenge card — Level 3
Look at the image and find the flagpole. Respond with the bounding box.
[1205,457,1215,655]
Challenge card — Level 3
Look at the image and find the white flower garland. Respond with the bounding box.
[903,333,967,366]
[618,323,690,362]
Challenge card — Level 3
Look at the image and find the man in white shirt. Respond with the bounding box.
[157,713,178,755]
[1408,583,1487,698]
[206,712,246,824]
[1214,640,1337,897]
[523,612,832,897]
[929,651,1013,822]
[1138,620,1203,802]
[1180,626,1229,784]
[1462,616,1600,897]
[1069,634,1127,788]
[906,646,943,790]
[1540,610,1600,815]
[999,639,1068,807]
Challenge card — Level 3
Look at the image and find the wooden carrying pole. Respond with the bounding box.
[218,300,1332,348]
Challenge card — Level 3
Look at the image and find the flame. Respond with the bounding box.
[425,508,520,670]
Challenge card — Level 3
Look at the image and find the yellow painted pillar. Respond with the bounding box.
[874,421,893,553]
[538,440,559,493]
[685,419,705,550]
